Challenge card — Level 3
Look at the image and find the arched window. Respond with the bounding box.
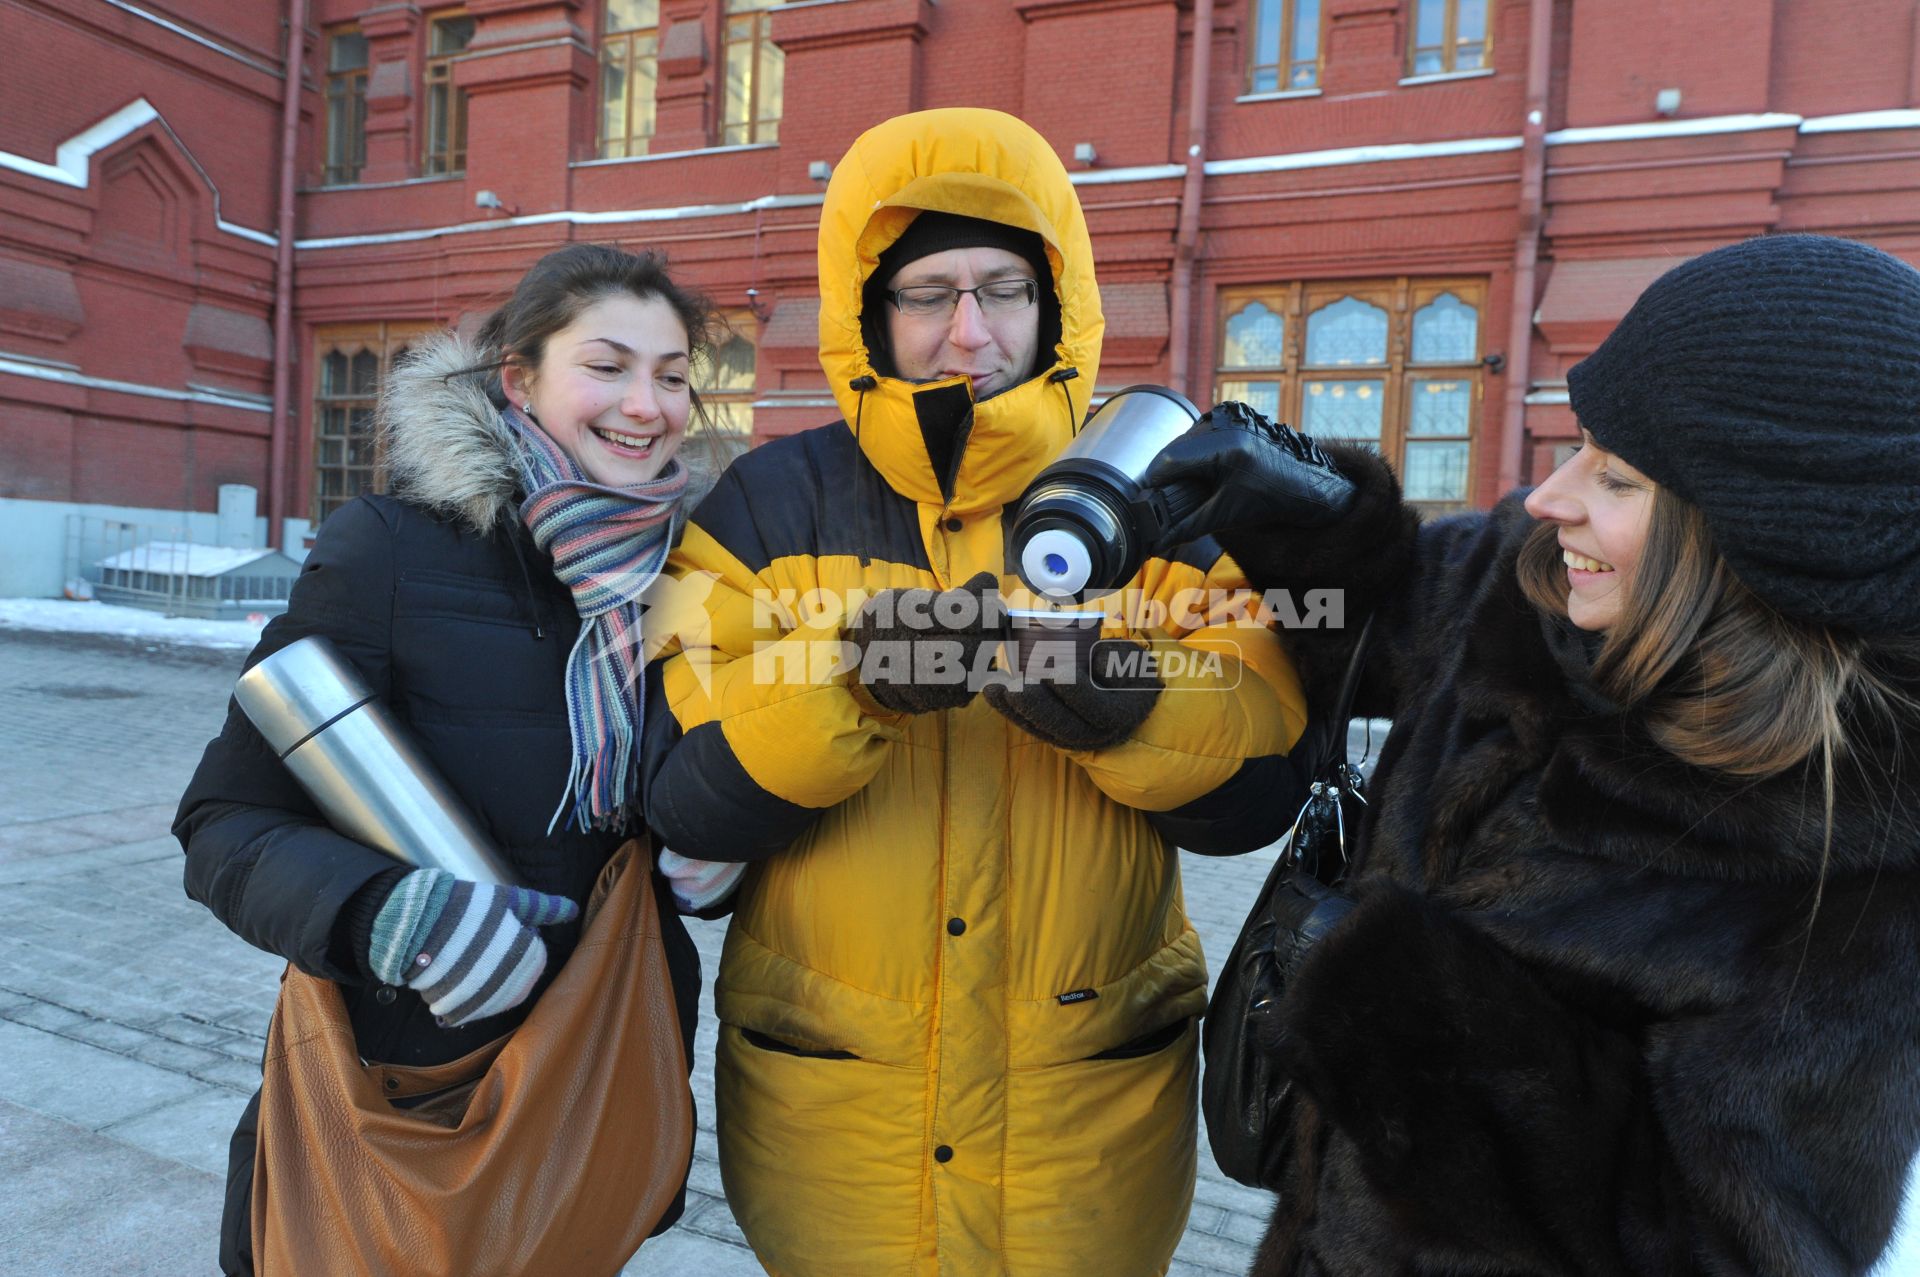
[1215,301,1287,424]
[1214,280,1486,509]
[1411,292,1478,364]
[311,323,430,524]
[1304,296,1389,367]
[1222,301,1286,369]
[698,310,759,443]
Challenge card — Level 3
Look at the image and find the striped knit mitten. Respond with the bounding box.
[368,869,581,1027]
[657,846,748,913]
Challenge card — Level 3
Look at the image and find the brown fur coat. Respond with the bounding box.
[1220,448,1920,1277]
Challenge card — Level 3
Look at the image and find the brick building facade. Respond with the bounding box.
[5,0,1920,593]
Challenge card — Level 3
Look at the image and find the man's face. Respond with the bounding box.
[882,245,1043,401]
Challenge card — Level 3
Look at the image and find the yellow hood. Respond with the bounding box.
[817,108,1104,515]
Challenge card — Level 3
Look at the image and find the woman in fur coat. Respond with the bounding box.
[1148,233,1920,1275]
[173,244,721,1275]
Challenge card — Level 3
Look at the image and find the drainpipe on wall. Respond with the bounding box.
[1496,0,1554,495]
[267,0,309,550]
[1167,0,1215,399]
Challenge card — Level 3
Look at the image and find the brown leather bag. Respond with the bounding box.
[251,840,693,1277]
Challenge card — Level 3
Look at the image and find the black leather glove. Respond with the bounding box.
[983,638,1161,750]
[846,571,999,714]
[1143,401,1358,549]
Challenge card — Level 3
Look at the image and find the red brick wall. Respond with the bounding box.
[1,0,279,516]
[8,0,1920,524]
[1564,0,1774,125]
[1769,0,1919,117]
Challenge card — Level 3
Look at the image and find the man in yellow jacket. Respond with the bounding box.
[644,108,1309,1276]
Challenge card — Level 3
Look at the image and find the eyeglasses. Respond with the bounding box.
[886,278,1040,319]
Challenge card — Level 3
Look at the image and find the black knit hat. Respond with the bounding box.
[1567,233,1920,637]
[875,210,1048,285]
[860,211,1061,381]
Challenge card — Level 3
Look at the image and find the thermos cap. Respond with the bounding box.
[1020,527,1095,599]
[233,635,378,758]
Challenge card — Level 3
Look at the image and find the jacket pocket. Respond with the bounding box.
[740,1027,859,1060]
[1085,1016,1190,1061]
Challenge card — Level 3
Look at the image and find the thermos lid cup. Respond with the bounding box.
[234,635,379,759]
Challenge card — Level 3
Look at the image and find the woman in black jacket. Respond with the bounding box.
[173,243,719,1275]
[1148,233,1920,1275]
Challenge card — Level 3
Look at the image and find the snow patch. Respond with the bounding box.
[0,598,267,650]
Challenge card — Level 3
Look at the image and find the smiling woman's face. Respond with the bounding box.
[502,293,692,487]
[1522,431,1657,631]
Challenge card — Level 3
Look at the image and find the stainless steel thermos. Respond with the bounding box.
[232,634,522,886]
[1008,384,1208,599]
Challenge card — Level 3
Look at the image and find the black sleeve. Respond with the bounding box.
[1216,446,1532,725]
[172,497,412,983]
[1143,750,1313,856]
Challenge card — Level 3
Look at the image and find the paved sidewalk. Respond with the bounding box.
[0,624,1280,1276]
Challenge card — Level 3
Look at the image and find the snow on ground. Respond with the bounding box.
[0,597,267,650]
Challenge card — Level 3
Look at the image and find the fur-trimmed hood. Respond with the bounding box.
[378,330,724,536]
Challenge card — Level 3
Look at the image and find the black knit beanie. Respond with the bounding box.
[1566,233,1920,637]
[860,211,1061,381]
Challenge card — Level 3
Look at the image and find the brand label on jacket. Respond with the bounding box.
[1056,989,1099,1005]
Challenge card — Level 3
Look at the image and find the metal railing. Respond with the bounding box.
[62,515,293,618]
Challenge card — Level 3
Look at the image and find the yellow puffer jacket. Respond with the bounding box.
[644,108,1308,1277]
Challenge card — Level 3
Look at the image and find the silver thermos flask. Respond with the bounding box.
[1008,384,1210,600]
[232,634,523,887]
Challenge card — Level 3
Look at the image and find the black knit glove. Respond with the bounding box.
[846,571,1000,714]
[1143,401,1358,549]
[983,638,1162,751]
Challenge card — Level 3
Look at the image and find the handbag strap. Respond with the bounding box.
[1311,613,1376,777]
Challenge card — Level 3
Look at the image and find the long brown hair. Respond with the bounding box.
[1516,491,1902,780]
[1517,489,1920,938]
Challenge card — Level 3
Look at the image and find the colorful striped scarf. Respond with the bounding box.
[503,405,689,833]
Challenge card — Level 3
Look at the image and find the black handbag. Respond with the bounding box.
[1200,615,1375,1190]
